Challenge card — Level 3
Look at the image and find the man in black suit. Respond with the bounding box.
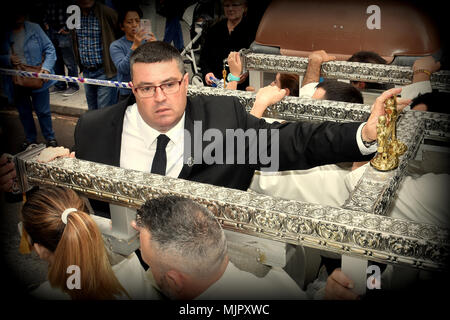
[74,41,399,191]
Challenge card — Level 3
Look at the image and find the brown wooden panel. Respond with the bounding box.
[255,0,441,59]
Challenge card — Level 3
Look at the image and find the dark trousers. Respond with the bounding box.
[163,17,184,51]
[83,67,118,110]
[14,86,55,143]
[48,30,79,90]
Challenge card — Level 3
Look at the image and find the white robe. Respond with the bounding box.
[196,261,306,300]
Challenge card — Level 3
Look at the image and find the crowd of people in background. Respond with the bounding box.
[0,0,270,151]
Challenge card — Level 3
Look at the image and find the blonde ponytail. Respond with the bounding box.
[22,186,129,300]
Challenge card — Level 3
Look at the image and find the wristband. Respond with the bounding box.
[227,73,240,82]
[363,139,376,148]
[413,69,431,77]
[361,129,376,148]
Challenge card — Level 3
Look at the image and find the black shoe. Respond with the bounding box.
[46,139,58,147]
[21,140,37,151]
[62,87,79,96]
[49,86,66,94]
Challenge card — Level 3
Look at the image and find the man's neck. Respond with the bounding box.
[189,256,229,299]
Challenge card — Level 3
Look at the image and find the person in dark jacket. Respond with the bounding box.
[200,0,257,90]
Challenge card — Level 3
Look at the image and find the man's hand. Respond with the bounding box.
[309,50,336,64]
[302,50,336,87]
[10,54,21,66]
[227,51,242,77]
[324,268,359,300]
[0,154,16,193]
[36,146,72,163]
[204,72,216,86]
[131,29,156,51]
[361,87,411,142]
[251,85,286,118]
[40,69,50,82]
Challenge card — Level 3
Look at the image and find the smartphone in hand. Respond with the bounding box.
[140,19,152,34]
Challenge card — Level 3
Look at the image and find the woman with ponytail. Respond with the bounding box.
[21,186,159,300]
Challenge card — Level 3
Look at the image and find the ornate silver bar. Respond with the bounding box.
[342,113,425,215]
[20,156,448,271]
[188,87,450,139]
[242,52,450,91]
[188,87,447,220]
[188,86,371,122]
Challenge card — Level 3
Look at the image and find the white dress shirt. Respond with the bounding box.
[120,103,185,178]
[196,261,306,300]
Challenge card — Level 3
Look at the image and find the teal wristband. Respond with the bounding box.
[227,73,240,82]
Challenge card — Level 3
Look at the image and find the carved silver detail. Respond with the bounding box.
[19,155,449,271]
[242,52,450,91]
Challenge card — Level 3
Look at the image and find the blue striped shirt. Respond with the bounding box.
[77,10,103,67]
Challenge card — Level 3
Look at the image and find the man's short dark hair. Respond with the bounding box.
[316,80,364,104]
[347,51,392,90]
[348,51,387,64]
[136,196,227,276]
[130,41,186,77]
[279,73,299,97]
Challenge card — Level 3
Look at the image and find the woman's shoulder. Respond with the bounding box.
[110,36,129,49]
[24,21,42,31]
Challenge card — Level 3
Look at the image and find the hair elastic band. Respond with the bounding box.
[61,208,77,225]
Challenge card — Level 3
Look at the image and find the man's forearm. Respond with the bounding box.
[302,58,322,87]
[250,100,268,118]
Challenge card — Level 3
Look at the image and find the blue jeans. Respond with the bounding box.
[14,86,55,142]
[83,67,118,110]
[48,30,79,90]
[163,17,184,51]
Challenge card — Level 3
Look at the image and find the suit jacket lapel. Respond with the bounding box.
[178,99,195,179]
[111,96,134,167]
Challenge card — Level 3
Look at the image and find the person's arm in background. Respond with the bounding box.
[0,154,16,193]
[412,55,441,83]
[250,85,286,118]
[34,24,56,74]
[109,41,132,77]
[400,55,441,102]
[302,50,336,87]
[225,51,242,90]
[110,31,155,77]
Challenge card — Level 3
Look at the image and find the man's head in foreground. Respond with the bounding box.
[133,196,228,299]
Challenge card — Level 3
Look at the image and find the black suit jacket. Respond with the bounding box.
[74,95,371,191]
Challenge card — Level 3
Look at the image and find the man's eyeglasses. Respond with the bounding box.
[133,79,184,98]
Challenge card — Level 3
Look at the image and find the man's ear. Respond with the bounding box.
[284,88,291,96]
[183,72,189,85]
[165,269,186,297]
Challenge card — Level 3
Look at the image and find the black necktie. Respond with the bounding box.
[151,134,170,175]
